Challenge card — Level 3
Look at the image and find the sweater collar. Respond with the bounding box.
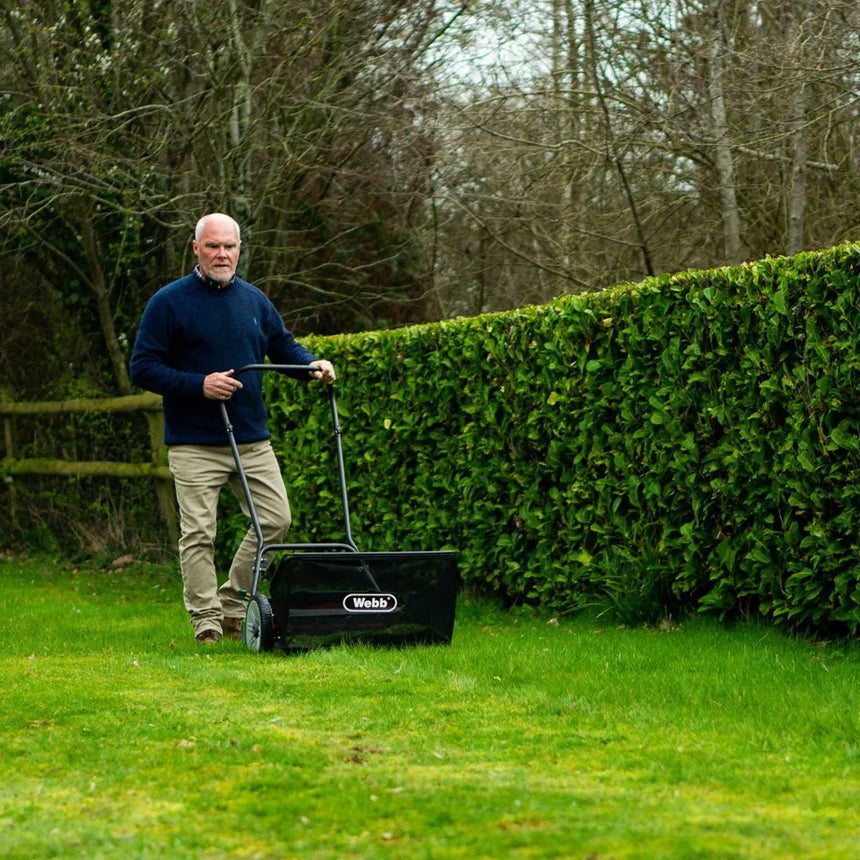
[193,265,234,291]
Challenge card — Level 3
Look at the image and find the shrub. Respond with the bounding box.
[263,245,860,636]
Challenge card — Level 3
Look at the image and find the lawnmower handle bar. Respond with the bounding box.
[230,363,325,379]
[218,364,358,595]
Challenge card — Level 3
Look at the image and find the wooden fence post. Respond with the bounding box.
[145,409,179,547]
[3,416,17,525]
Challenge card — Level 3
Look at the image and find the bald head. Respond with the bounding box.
[195,213,241,243]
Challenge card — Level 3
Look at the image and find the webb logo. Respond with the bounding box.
[343,593,398,613]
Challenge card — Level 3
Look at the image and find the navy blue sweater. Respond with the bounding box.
[130,271,317,445]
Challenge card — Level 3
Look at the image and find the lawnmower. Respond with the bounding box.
[219,364,459,653]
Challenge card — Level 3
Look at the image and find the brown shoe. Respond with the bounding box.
[222,617,243,640]
[196,628,222,645]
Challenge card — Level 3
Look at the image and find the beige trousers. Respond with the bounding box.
[168,441,291,636]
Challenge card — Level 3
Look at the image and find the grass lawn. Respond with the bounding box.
[0,552,857,859]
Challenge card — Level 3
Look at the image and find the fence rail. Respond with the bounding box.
[0,392,162,416]
[1,391,178,545]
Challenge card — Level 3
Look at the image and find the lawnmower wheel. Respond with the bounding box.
[243,593,275,653]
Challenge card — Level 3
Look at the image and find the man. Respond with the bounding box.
[130,213,336,644]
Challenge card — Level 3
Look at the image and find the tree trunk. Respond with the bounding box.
[76,202,133,395]
[784,1,807,256]
[708,1,742,264]
[585,0,654,276]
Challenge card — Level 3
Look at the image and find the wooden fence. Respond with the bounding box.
[0,392,178,545]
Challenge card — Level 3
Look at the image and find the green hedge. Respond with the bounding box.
[255,244,860,636]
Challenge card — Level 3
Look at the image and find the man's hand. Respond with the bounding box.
[309,360,336,384]
[203,369,243,400]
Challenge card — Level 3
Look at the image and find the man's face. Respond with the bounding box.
[193,217,241,284]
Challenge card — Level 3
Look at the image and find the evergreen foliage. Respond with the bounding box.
[262,244,860,635]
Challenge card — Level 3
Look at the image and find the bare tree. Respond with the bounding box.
[0,0,473,394]
[706,0,743,263]
[784,0,810,255]
[3,0,860,397]
[427,0,859,315]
